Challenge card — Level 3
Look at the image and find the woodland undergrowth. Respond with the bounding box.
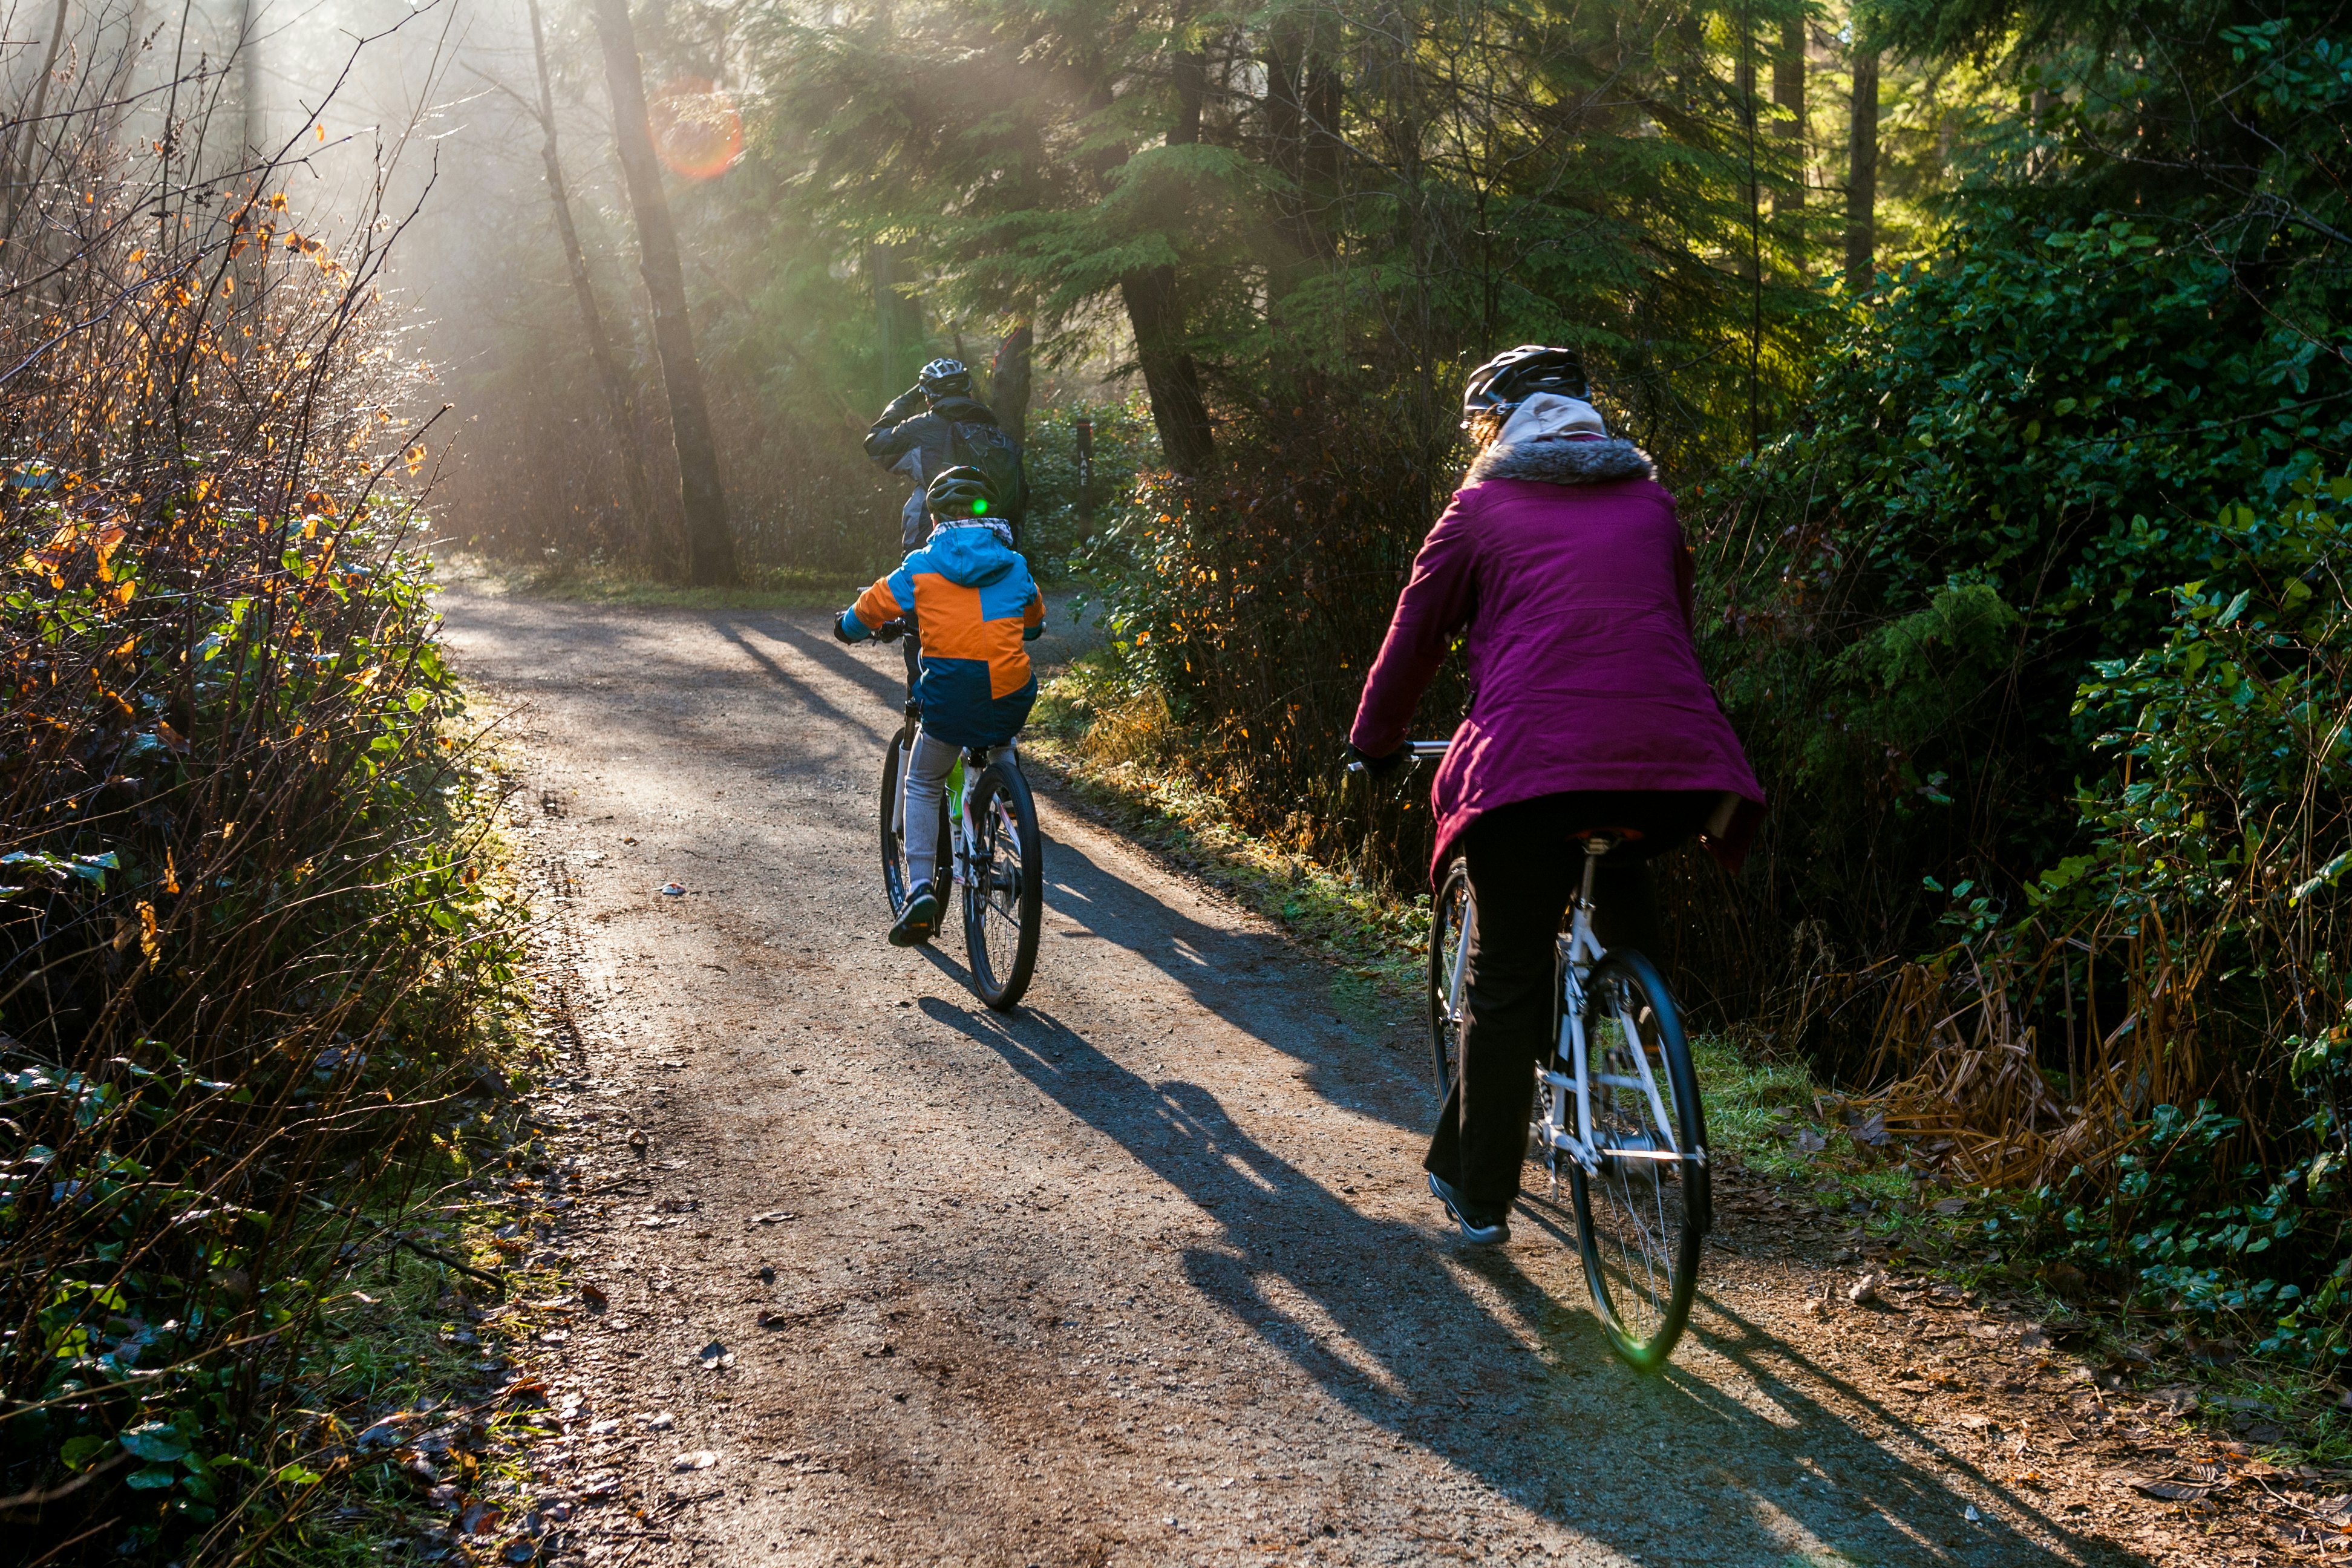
[0,31,540,1566]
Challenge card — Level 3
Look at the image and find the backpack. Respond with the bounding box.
[949,419,1029,537]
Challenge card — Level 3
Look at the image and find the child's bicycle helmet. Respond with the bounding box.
[924,464,997,519]
[1460,345,1588,429]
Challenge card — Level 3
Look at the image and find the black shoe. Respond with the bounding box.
[1428,1173,1511,1244]
[889,883,941,947]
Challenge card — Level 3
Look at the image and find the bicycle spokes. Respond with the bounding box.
[1569,956,1707,1371]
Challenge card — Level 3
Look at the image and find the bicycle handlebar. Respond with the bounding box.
[1345,739,1452,775]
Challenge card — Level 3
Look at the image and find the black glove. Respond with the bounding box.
[832,613,857,645]
[1345,743,1408,779]
[875,619,906,644]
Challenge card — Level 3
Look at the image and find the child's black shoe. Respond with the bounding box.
[889,883,941,947]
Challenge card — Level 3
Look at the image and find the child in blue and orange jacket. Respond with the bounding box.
[833,465,1044,946]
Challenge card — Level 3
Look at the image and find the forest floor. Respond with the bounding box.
[428,584,2338,1568]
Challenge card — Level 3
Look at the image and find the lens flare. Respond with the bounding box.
[650,79,743,181]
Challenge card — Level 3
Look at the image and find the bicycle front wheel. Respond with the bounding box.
[1427,857,1472,1099]
[1567,950,1710,1372]
[963,760,1043,1010]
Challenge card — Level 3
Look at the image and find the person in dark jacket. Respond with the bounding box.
[1349,345,1766,1246]
[865,358,1007,552]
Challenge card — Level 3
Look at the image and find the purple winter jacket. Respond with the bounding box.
[1350,434,1766,883]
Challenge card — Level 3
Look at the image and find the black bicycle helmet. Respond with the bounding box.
[925,464,997,519]
[918,358,972,398]
[1460,345,1588,429]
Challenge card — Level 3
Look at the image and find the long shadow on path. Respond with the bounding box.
[920,995,2146,1568]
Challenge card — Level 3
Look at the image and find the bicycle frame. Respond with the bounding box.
[1540,840,1703,1181]
[889,720,1011,893]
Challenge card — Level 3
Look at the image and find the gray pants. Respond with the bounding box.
[903,730,1014,891]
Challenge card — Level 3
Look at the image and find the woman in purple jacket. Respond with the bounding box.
[1349,346,1765,1245]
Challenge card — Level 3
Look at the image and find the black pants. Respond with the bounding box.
[1424,791,1719,1211]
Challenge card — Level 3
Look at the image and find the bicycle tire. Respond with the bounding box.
[878,728,949,915]
[1427,857,1473,1099]
[962,759,1043,1010]
[1566,949,1710,1372]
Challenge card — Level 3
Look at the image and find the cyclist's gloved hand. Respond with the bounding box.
[875,619,906,644]
[1346,743,1409,779]
[832,613,857,645]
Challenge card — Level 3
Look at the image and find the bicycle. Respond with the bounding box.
[1359,739,1711,1372]
[874,620,1044,1011]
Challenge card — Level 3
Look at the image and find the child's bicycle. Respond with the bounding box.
[1359,739,1711,1372]
[875,622,1044,1011]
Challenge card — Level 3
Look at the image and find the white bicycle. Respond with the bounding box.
[1377,739,1712,1371]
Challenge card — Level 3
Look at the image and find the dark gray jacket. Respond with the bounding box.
[865,392,1004,549]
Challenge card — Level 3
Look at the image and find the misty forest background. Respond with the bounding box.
[2,0,2352,1555]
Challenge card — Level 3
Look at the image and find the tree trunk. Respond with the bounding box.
[240,0,264,160]
[529,0,659,558]
[1,0,72,240]
[1771,16,1805,246]
[990,321,1033,451]
[1115,47,1213,474]
[1846,47,1879,294]
[589,0,736,586]
[1120,266,1214,475]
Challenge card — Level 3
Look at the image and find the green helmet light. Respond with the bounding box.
[972,498,988,515]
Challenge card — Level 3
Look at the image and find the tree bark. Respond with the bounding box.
[528,0,659,558]
[1120,266,1214,475]
[1846,47,1879,294]
[589,0,736,586]
[1,0,71,240]
[1114,48,1212,474]
[990,321,1033,451]
[1771,17,1805,241]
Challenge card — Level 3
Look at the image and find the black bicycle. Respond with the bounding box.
[876,624,1044,1010]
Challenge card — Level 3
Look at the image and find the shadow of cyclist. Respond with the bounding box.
[915,995,2147,1568]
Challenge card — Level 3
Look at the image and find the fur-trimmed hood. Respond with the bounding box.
[1464,435,1654,487]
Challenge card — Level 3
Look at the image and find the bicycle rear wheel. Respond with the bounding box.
[1567,950,1709,1371]
[1427,857,1472,1099]
[879,728,949,915]
[963,759,1043,1010]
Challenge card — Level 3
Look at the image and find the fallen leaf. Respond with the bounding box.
[356,1416,415,1451]
[1795,1129,1828,1154]
[1931,1196,1970,1216]
[671,1450,719,1472]
[1847,1270,1884,1305]
[581,1282,610,1309]
[750,1210,795,1224]
[459,1501,503,1536]
[698,1341,734,1370]
[659,881,686,897]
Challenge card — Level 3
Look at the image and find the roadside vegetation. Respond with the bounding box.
[0,16,564,1565]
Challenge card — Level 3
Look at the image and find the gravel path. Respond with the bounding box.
[437,587,2183,1568]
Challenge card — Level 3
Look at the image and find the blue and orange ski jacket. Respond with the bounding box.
[840,523,1045,748]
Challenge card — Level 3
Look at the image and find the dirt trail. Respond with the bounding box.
[439,586,2195,1568]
